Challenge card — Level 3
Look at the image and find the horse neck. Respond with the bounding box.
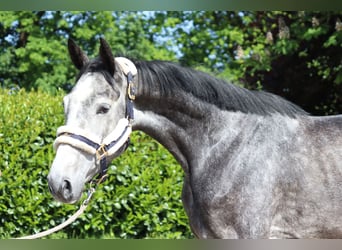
[132,88,239,174]
[129,62,304,174]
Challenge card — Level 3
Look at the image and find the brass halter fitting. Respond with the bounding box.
[127,70,136,101]
[95,144,108,161]
[127,81,136,101]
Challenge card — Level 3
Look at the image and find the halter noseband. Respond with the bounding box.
[53,57,137,182]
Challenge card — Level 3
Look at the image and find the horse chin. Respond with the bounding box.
[55,192,82,205]
[66,193,83,205]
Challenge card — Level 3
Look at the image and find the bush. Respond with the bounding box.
[0,88,193,239]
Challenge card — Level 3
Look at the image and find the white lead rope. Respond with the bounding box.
[15,175,106,239]
[17,201,89,239]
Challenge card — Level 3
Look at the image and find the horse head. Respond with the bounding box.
[47,38,136,203]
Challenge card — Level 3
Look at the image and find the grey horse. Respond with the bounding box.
[48,38,342,238]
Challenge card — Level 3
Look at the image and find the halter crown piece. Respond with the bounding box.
[53,57,137,181]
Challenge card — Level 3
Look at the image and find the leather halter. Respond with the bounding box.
[53,57,137,182]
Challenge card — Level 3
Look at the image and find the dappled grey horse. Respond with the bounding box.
[48,38,342,238]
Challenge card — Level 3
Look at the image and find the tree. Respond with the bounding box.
[0,11,175,93]
[150,11,342,115]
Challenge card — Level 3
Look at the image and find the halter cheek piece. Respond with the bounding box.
[53,57,137,182]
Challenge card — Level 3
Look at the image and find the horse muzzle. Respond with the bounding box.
[48,118,132,204]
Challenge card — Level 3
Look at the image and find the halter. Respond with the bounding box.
[53,57,137,182]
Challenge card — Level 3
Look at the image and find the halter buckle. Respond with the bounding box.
[96,144,108,160]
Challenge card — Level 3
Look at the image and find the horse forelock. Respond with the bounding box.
[76,57,115,87]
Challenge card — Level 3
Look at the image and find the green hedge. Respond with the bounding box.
[0,88,193,239]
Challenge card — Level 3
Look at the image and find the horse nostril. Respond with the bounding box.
[62,179,73,201]
[63,179,72,192]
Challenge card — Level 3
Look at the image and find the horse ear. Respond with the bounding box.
[68,39,89,70]
[99,38,115,76]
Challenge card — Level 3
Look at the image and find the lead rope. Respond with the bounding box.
[15,175,107,239]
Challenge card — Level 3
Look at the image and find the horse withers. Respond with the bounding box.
[48,38,342,238]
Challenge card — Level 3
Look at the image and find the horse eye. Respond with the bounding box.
[96,104,111,114]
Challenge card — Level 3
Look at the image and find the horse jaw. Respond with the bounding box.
[47,144,97,204]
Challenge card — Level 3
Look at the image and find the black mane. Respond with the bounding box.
[136,60,308,118]
[78,58,307,118]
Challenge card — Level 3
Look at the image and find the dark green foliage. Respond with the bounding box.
[152,11,342,115]
[0,89,192,239]
[0,11,175,93]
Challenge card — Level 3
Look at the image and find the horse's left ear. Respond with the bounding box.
[99,38,115,76]
[68,39,89,70]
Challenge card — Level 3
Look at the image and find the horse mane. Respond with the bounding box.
[77,58,307,118]
[136,60,308,118]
